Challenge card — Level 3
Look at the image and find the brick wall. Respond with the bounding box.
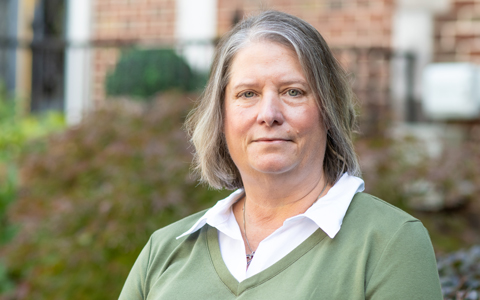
[434,0,480,63]
[89,0,394,105]
[91,0,176,104]
[217,0,394,48]
[217,0,394,134]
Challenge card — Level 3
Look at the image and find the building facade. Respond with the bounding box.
[1,0,479,123]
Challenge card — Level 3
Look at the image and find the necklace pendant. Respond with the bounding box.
[246,251,255,268]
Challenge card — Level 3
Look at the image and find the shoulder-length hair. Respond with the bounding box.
[185,10,361,190]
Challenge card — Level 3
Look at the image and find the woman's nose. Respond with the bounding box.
[256,92,284,126]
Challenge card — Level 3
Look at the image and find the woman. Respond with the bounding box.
[119,11,442,299]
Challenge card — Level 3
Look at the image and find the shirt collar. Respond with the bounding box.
[177,173,364,240]
[176,189,244,239]
[299,173,364,238]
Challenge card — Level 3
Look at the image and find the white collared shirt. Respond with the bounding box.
[177,173,365,282]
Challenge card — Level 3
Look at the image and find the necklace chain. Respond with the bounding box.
[243,199,255,268]
[242,178,328,268]
[314,178,329,205]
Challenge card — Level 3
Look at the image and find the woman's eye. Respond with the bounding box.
[287,89,301,96]
[243,91,255,98]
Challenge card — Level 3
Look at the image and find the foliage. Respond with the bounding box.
[438,245,480,300]
[1,93,230,300]
[0,101,65,162]
[0,165,16,296]
[0,85,65,296]
[105,48,207,100]
[2,79,479,299]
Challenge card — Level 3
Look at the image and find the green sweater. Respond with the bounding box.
[119,193,443,299]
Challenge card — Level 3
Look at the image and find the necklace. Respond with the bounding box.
[242,178,328,268]
[243,199,255,268]
[314,178,329,205]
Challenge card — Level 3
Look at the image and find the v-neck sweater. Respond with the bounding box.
[119,193,443,299]
[176,173,365,282]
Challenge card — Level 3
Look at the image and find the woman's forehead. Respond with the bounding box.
[227,41,304,82]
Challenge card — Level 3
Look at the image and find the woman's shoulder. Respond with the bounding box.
[339,192,429,246]
[338,193,442,297]
[346,192,419,228]
[343,194,443,298]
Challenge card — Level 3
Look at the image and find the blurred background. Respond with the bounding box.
[0,0,479,299]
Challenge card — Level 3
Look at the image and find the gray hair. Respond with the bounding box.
[185,10,361,190]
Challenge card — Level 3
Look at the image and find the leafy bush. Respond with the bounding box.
[1,93,230,300]
[438,245,480,299]
[2,84,479,299]
[106,48,206,100]
[0,85,65,296]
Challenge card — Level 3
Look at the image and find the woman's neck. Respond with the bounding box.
[233,170,330,251]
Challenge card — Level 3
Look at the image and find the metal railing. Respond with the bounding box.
[0,37,417,135]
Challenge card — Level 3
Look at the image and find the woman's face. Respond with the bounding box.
[223,41,327,180]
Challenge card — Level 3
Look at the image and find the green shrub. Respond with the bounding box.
[2,93,229,300]
[0,85,65,296]
[2,86,479,299]
[437,245,480,299]
[106,48,206,100]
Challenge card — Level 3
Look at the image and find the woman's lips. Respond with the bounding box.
[253,138,291,142]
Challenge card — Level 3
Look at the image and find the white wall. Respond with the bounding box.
[64,0,92,125]
[390,0,451,121]
[175,0,217,72]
